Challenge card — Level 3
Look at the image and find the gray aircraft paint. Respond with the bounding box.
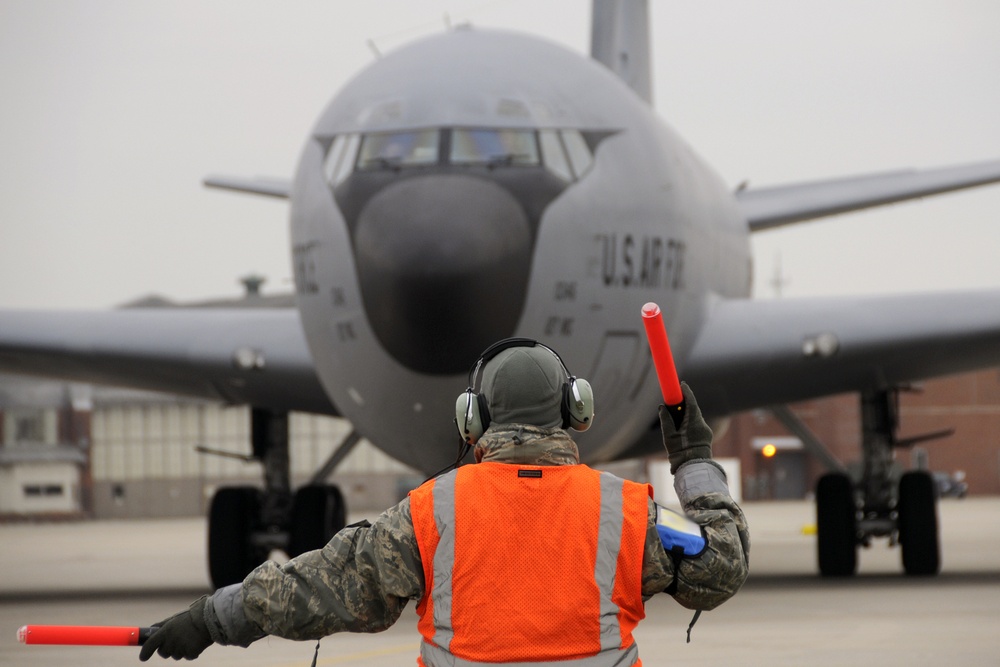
[290,27,746,471]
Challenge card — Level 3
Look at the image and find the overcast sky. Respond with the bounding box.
[1,0,998,309]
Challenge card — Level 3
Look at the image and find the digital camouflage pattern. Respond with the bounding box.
[668,491,750,611]
[474,423,581,466]
[241,500,421,640]
[232,423,750,642]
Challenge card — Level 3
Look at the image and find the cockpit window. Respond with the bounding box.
[561,130,594,178]
[451,128,539,167]
[357,129,439,170]
[539,130,572,182]
[324,133,361,186]
[328,126,596,184]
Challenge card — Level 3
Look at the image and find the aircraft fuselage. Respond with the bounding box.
[290,28,750,473]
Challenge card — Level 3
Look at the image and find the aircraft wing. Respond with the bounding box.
[0,309,337,415]
[736,160,1000,231]
[683,290,1000,418]
[202,175,292,199]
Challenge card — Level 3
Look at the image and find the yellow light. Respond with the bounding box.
[761,443,777,458]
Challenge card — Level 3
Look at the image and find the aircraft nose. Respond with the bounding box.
[353,174,532,374]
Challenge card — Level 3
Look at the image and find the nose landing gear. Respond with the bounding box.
[205,408,349,588]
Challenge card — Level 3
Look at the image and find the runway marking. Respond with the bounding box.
[271,641,420,666]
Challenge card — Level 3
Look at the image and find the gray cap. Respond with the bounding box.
[480,346,566,428]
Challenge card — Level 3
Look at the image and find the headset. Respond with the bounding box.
[454,337,594,445]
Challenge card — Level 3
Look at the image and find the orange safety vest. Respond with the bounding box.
[409,462,651,666]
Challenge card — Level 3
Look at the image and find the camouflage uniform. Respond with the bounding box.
[203,424,750,647]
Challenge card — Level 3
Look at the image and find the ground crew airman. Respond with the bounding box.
[139,338,749,664]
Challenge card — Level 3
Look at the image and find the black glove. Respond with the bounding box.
[139,595,213,661]
[658,382,713,474]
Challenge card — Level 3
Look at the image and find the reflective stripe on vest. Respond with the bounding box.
[421,638,640,667]
[409,463,649,666]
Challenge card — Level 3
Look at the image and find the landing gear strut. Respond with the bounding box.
[815,388,941,577]
[206,408,349,588]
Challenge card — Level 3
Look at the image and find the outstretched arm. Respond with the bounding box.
[140,500,424,661]
[237,500,424,640]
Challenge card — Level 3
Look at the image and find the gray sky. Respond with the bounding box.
[1,0,998,309]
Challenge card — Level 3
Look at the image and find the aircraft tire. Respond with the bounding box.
[897,471,940,576]
[288,484,347,557]
[208,486,263,589]
[816,472,857,577]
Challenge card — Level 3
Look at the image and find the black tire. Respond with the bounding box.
[208,486,263,589]
[288,484,347,557]
[898,471,940,576]
[816,473,858,576]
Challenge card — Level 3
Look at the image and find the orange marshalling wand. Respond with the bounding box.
[18,625,153,646]
[641,302,685,424]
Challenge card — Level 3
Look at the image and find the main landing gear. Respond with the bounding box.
[815,388,945,577]
[204,408,351,589]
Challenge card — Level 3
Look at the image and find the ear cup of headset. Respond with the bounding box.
[562,377,595,431]
[455,390,490,444]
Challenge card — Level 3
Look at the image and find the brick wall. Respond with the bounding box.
[714,368,1000,496]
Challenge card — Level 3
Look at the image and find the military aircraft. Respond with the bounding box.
[2,1,1000,587]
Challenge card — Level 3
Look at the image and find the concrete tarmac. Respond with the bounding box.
[2,498,999,666]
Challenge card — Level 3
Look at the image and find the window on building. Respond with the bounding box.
[15,416,44,442]
[23,484,64,497]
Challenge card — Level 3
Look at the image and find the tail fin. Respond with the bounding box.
[590,0,652,103]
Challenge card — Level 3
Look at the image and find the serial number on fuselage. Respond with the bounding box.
[596,234,685,289]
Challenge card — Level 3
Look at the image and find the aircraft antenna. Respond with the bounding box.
[770,253,790,298]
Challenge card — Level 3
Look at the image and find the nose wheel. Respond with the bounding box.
[208,486,265,588]
[288,484,347,558]
[205,409,348,588]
